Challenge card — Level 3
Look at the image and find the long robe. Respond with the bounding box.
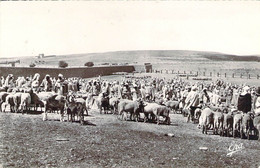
[237,93,252,113]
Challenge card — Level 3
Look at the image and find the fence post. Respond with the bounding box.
[224,73,226,78]
[184,71,186,74]
[248,74,250,79]
[257,75,259,79]
[210,72,212,77]
[196,71,198,76]
[232,73,234,78]
[240,74,243,78]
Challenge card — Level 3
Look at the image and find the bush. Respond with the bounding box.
[84,62,94,67]
[59,60,68,68]
[29,63,36,67]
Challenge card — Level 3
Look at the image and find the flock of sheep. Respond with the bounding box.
[0,75,259,141]
[89,93,260,141]
[192,107,260,140]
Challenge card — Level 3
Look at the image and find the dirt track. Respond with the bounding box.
[0,110,260,168]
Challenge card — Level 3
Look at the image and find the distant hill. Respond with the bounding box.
[1,50,260,67]
[200,53,260,61]
[56,50,260,62]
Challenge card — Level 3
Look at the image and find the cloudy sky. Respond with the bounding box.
[1,1,260,58]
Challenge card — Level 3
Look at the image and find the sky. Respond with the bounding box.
[1,1,260,58]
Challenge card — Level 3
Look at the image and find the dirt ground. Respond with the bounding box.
[0,109,259,168]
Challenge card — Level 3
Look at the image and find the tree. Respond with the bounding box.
[84,62,94,67]
[29,63,36,67]
[59,60,68,68]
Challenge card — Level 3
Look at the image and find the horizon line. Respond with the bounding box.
[1,49,260,59]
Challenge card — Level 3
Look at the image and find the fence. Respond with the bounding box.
[147,69,260,80]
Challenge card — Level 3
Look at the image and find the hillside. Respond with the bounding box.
[50,50,260,62]
[1,50,259,67]
[201,53,260,61]
[57,50,260,63]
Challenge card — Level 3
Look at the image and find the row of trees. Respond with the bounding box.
[30,61,94,68]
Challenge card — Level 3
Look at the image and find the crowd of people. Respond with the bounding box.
[0,73,260,117]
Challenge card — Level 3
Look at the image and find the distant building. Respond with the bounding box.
[144,63,152,73]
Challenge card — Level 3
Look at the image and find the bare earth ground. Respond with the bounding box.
[0,109,259,168]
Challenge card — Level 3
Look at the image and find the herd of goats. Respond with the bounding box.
[0,73,260,140]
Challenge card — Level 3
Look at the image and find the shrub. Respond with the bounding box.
[84,62,94,67]
[29,63,36,67]
[59,60,68,68]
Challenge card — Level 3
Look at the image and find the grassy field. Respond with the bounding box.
[0,110,260,168]
[2,50,259,77]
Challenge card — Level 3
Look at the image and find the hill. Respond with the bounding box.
[200,53,260,61]
[52,50,260,62]
[1,50,260,67]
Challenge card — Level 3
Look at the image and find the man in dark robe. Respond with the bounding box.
[237,86,252,113]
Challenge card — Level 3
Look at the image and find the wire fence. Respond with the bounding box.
[150,69,260,80]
